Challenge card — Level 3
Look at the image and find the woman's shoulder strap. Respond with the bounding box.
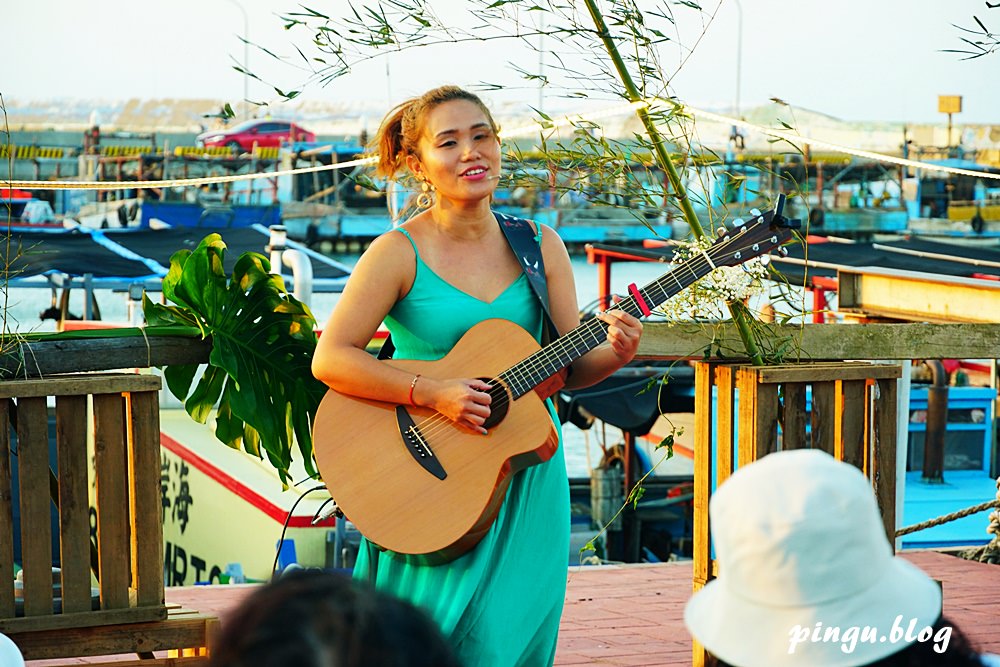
[493,211,558,343]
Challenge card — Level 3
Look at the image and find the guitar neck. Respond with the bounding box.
[498,256,713,400]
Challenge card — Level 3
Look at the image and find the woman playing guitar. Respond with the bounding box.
[311,85,643,666]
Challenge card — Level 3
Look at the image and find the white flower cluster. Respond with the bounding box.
[660,236,770,321]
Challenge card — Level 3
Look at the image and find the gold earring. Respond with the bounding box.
[416,178,434,209]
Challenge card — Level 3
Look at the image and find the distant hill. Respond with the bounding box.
[2,97,386,136]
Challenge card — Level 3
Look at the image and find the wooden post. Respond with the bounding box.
[128,391,165,608]
[0,401,14,619]
[17,396,52,618]
[93,393,130,611]
[692,362,714,667]
[55,396,90,614]
[692,362,714,591]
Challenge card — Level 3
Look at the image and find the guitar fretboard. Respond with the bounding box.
[494,207,790,398]
[497,247,719,399]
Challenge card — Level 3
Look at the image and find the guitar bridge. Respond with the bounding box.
[395,406,447,481]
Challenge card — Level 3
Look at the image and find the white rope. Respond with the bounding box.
[686,105,1000,181]
[4,155,376,191]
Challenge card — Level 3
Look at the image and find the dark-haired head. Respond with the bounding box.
[208,569,461,667]
[371,85,499,180]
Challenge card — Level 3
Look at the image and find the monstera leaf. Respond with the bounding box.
[144,234,327,482]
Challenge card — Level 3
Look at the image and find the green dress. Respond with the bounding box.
[353,227,569,667]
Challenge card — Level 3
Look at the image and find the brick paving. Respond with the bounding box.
[24,550,1000,666]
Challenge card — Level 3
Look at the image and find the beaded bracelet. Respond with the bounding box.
[408,374,422,406]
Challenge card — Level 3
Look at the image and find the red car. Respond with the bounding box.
[196,119,315,152]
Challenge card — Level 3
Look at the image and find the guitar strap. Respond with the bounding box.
[377,211,557,360]
[493,211,560,345]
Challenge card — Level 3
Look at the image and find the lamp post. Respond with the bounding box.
[225,0,249,120]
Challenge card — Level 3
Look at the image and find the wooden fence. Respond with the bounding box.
[691,361,902,667]
[0,373,213,663]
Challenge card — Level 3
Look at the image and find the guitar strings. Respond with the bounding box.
[399,222,778,447]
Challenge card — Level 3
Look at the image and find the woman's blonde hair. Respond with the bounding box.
[371,86,499,180]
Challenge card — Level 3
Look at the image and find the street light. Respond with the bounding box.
[225,0,249,120]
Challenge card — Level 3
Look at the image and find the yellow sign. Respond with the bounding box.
[938,95,963,114]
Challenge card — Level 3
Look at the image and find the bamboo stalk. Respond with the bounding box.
[581,0,764,366]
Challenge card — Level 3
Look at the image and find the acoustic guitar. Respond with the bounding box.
[313,197,799,563]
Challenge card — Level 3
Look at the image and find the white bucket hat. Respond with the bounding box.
[684,449,942,667]
[0,633,24,667]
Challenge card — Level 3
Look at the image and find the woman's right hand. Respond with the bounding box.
[415,377,493,435]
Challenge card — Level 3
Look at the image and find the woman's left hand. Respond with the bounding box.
[597,309,643,365]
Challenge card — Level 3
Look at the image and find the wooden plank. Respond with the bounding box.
[0,374,161,399]
[690,367,716,667]
[8,609,210,659]
[692,638,708,667]
[16,396,53,618]
[692,363,714,587]
[0,335,211,379]
[756,363,901,384]
[837,266,1000,323]
[0,603,166,634]
[756,380,780,460]
[637,322,1000,361]
[838,380,868,471]
[0,400,14,618]
[735,368,761,468]
[129,391,165,608]
[55,395,92,615]
[811,381,837,455]
[873,378,898,547]
[715,366,736,488]
[93,393,131,611]
[781,382,808,450]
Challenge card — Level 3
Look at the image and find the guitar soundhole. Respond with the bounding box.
[480,379,511,430]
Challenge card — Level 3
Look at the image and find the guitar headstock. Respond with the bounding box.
[709,194,801,268]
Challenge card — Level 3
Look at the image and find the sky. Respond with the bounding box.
[5,0,1000,125]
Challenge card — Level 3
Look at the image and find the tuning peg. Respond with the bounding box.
[716,226,728,238]
[778,246,789,257]
[750,208,761,218]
